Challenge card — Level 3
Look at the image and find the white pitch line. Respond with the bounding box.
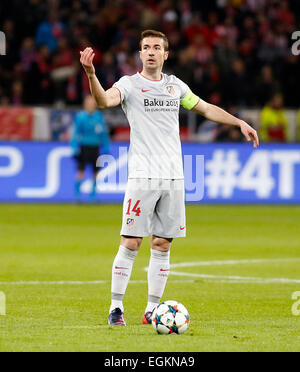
[169,257,300,269]
[1,258,300,286]
[143,257,300,284]
[0,280,107,286]
[0,279,195,286]
[169,271,300,284]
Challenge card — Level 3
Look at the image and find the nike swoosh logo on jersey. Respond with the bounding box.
[180,226,186,230]
[141,89,151,92]
[115,266,129,270]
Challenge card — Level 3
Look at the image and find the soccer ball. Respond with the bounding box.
[152,300,190,335]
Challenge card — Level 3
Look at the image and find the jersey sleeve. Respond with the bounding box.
[112,76,132,102]
[175,77,190,100]
[175,77,200,110]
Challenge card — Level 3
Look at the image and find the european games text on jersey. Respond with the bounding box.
[113,72,192,179]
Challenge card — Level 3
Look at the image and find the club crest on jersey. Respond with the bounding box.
[126,218,135,228]
[165,84,178,98]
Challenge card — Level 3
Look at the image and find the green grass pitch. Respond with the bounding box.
[0,204,300,352]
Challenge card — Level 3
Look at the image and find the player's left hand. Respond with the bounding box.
[239,120,259,148]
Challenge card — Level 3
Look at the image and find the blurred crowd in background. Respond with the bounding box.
[0,0,300,142]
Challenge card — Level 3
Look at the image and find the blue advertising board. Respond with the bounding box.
[0,142,300,203]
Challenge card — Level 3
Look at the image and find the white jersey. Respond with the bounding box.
[113,72,190,179]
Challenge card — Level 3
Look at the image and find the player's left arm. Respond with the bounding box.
[191,98,259,148]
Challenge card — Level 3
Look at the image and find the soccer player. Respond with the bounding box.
[80,30,259,326]
[71,94,110,201]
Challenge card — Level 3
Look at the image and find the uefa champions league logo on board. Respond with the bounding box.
[0,32,6,55]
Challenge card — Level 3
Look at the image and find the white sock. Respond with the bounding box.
[146,249,170,313]
[110,245,138,314]
[145,297,161,313]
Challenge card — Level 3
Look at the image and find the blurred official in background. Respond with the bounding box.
[71,95,110,201]
[260,92,288,142]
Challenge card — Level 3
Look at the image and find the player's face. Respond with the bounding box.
[139,37,169,71]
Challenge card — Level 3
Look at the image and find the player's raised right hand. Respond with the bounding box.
[80,47,95,77]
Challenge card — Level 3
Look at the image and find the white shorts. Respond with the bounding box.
[120,179,186,239]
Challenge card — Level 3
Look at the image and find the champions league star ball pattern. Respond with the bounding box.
[152,301,190,335]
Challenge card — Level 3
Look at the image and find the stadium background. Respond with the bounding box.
[0,0,300,203]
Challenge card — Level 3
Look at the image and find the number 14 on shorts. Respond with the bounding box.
[126,199,141,216]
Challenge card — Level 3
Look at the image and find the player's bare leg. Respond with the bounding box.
[108,236,142,326]
[143,236,172,324]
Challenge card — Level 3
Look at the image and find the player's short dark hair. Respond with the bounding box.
[140,30,169,51]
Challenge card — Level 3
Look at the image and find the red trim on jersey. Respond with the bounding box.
[138,71,163,81]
